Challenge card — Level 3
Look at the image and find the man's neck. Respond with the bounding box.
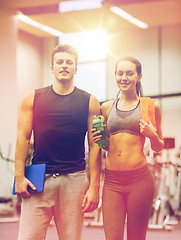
[52,81,74,95]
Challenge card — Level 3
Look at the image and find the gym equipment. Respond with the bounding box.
[0,146,19,223]
[149,138,179,230]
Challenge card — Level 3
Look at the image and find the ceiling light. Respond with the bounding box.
[17,12,63,37]
[110,6,148,29]
[59,0,102,12]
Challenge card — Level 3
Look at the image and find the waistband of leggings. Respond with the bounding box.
[104,164,150,182]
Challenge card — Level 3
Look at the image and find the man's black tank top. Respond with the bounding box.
[32,85,91,174]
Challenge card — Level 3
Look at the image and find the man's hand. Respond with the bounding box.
[82,187,99,213]
[15,176,36,198]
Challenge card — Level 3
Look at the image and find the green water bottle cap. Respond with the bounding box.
[93,115,104,122]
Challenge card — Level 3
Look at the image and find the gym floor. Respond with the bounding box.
[0,218,181,240]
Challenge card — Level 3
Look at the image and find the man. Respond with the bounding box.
[15,44,101,240]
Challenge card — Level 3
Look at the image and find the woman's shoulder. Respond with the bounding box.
[101,100,114,110]
[101,100,114,117]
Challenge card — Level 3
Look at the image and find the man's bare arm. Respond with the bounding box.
[15,91,36,198]
[82,95,102,213]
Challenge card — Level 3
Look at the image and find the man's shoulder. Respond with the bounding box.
[75,87,91,98]
[21,90,35,110]
[35,85,51,94]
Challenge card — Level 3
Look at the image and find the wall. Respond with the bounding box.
[107,26,161,99]
[161,24,181,95]
[42,37,58,87]
[161,24,181,148]
[0,10,18,196]
[17,31,44,107]
[17,32,57,107]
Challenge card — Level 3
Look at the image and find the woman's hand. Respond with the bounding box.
[139,119,156,139]
[140,119,164,152]
[91,128,102,144]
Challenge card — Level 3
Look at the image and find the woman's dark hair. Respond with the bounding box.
[115,57,143,97]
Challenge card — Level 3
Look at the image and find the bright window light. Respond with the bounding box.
[59,29,107,62]
[17,12,63,37]
[58,29,107,101]
[110,6,148,29]
[59,0,102,12]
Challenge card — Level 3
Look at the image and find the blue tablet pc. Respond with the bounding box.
[12,163,46,195]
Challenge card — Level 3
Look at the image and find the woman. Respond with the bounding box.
[92,57,164,240]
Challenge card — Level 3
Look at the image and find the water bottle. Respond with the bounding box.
[92,115,110,148]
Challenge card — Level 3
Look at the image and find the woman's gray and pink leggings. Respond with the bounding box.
[102,165,155,240]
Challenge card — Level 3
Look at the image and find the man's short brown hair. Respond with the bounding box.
[51,44,78,66]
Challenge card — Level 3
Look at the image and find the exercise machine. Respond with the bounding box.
[149,138,179,230]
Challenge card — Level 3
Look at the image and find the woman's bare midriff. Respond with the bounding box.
[105,132,147,171]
